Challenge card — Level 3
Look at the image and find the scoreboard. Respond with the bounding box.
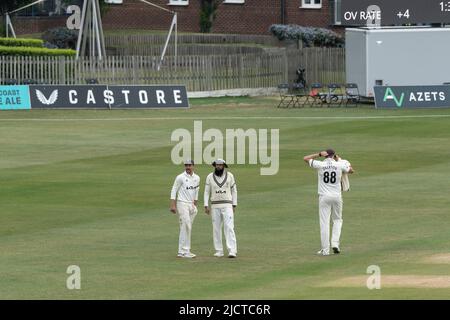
[336,0,450,26]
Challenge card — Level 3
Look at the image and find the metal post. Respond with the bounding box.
[6,14,9,38]
[76,0,106,60]
[6,14,17,38]
[159,13,177,71]
[95,0,107,59]
[93,0,101,59]
[5,0,45,38]
[174,13,177,71]
[139,0,176,72]
[76,0,88,59]
[91,1,95,58]
[81,1,92,57]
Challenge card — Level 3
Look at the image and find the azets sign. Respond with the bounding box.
[374,85,450,108]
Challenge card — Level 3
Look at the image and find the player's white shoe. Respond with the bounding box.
[228,253,237,258]
[214,251,224,257]
[317,249,330,256]
[184,252,196,258]
[178,252,196,258]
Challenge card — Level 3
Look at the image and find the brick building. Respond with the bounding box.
[13,0,339,35]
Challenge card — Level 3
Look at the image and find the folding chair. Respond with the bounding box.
[22,79,38,85]
[292,83,308,108]
[328,83,345,107]
[277,83,296,108]
[86,78,99,84]
[344,83,361,108]
[4,79,18,85]
[307,83,328,107]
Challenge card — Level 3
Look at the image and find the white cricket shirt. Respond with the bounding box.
[204,171,237,207]
[170,171,200,203]
[309,158,351,197]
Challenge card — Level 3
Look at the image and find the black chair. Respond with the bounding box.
[292,83,308,108]
[328,83,345,107]
[308,83,328,107]
[86,78,99,84]
[4,79,18,85]
[277,83,296,108]
[344,83,361,108]
[22,79,38,85]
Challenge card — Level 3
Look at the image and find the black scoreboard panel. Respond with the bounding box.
[337,0,450,26]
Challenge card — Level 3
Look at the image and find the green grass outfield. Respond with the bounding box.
[1,96,450,299]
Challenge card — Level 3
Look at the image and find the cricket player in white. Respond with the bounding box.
[170,160,200,258]
[304,149,354,256]
[204,159,238,258]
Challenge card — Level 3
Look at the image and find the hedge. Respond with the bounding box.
[269,24,345,48]
[0,37,44,48]
[42,27,78,49]
[0,45,76,57]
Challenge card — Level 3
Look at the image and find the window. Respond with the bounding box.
[17,0,83,16]
[301,0,322,9]
[331,0,341,25]
[168,0,189,6]
[223,0,245,4]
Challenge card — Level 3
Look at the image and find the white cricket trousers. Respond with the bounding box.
[211,205,237,255]
[177,201,197,254]
[318,195,343,253]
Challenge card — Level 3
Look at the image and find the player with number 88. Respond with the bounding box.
[303,149,354,256]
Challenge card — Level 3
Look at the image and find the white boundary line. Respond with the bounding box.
[0,115,450,121]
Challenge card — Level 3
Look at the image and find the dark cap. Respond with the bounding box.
[326,149,336,158]
[184,159,194,165]
[212,158,228,168]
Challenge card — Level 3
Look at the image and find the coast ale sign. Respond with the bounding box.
[29,85,189,109]
[0,86,31,110]
[374,85,450,108]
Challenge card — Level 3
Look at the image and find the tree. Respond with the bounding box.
[0,0,35,36]
[0,0,34,16]
[0,1,109,37]
[200,0,219,33]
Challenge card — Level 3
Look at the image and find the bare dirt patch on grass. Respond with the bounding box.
[423,254,450,264]
[321,275,450,289]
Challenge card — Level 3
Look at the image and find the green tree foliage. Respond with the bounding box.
[0,0,34,15]
[1,1,36,36]
[200,0,219,33]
